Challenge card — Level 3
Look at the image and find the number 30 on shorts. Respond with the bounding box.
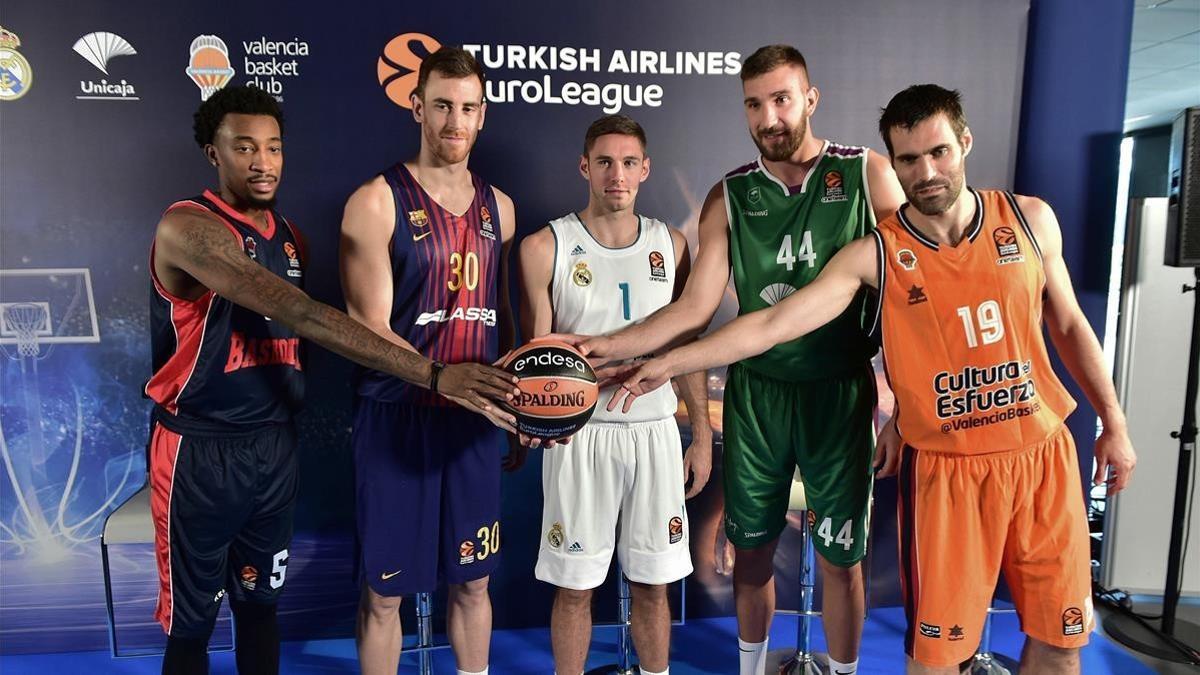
[476,520,500,560]
[816,517,854,551]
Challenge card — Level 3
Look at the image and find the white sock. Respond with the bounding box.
[456,669,487,675]
[828,658,858,674]
[639,667,668,675]
[738,637,768,675]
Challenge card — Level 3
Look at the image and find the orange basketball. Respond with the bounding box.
[501,339,598,438]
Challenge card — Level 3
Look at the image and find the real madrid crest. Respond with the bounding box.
[572,261,593,287]
[0,26,33,101]
[547,522,564,549]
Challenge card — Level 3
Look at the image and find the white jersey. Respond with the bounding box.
[549,213,679,423]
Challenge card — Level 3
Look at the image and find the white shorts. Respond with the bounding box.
[535,417,693,590]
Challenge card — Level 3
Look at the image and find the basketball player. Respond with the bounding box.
[517,115,712,675]
[339,48,518,675]
[147,86,519,675]
[562,46,905,675]
[608,84,1137,674]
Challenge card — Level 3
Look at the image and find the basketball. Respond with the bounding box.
[501,339,598,438]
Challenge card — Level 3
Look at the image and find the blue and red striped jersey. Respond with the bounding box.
[146,190,305,433]
[355,163,501,405]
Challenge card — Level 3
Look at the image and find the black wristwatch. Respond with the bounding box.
[429,360,447,393]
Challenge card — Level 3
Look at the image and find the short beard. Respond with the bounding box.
[425,124,475,165]
[245,193,277,210]
[753,114,807,162]
[907,168,964,216]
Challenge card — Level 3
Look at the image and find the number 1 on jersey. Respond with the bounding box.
[619,282,631,321]
[776,232,816,271]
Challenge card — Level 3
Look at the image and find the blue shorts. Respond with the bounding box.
[352,399,503,595]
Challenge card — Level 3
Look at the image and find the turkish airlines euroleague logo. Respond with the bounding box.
[377,32,441,109]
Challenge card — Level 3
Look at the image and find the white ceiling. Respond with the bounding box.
[1125,0,1200,131]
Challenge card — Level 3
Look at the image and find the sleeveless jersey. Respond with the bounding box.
[871,188,1076,453]
[146,190,305,433]
[548,214,679,423]
[724,142,878,381]
[355,163,501,405]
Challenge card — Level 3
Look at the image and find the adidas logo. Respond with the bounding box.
[568,541,583,553]
[570,245,586,256]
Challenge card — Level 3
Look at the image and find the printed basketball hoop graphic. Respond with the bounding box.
[1,302,51,358]
[0,268,100,361]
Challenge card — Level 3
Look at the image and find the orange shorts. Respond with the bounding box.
[897,426,1094,667]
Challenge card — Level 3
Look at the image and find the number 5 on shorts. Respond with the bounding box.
[817,517,854,551]
[270,549,288,589]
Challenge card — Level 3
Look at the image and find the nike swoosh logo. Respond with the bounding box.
[412,231,431,242]
[380,569,401,580]
[834,671,853,675]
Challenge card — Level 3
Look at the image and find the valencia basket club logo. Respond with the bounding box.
[0,26,33,101]
[187,35,235,101]
[378,33,442,109]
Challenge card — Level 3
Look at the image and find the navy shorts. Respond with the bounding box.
[352,398,503,595]
[149,420,297,639]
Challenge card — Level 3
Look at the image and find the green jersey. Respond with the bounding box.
[724,142,877,381]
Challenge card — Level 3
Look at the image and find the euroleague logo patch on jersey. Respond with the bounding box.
[897,248,917,271]
[668,516,684,544]
[240,565,259,591]
[283,240,302,277]
[479,204,496,240]
[821,170,847,203]
[459,539,476,565]
[1062,607,1085,636]
[993,226,1025,265]
[648,250,667,281]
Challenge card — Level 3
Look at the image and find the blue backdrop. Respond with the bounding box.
[0,0,1133,657]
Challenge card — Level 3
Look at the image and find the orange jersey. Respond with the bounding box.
[871,188,1076,453]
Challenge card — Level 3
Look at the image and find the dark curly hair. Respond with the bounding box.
[193,85,284,148]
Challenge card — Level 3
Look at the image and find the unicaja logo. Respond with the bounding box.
[187,34,235,101]
[377,32,441,109]
[74,32,139,101]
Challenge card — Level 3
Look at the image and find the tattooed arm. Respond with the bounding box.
[152,208,519,422]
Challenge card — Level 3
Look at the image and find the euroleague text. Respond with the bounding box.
[225,332,302,372]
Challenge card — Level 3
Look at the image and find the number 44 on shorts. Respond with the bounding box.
[816,517,854,551]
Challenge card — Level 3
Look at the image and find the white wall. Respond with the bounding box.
[1104,198,1200,596]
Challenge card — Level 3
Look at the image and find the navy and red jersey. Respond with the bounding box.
[146,190,306,434]
[355,163,501,405]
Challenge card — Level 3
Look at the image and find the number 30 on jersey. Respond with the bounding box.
[777,232,816,271]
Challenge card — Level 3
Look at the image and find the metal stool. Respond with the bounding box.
[770,473,827,675]
[585,565,687,675]
[407,592,451,675]
[964,603,1019,674]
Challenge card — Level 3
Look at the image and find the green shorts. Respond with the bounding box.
[722,363,875,566]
